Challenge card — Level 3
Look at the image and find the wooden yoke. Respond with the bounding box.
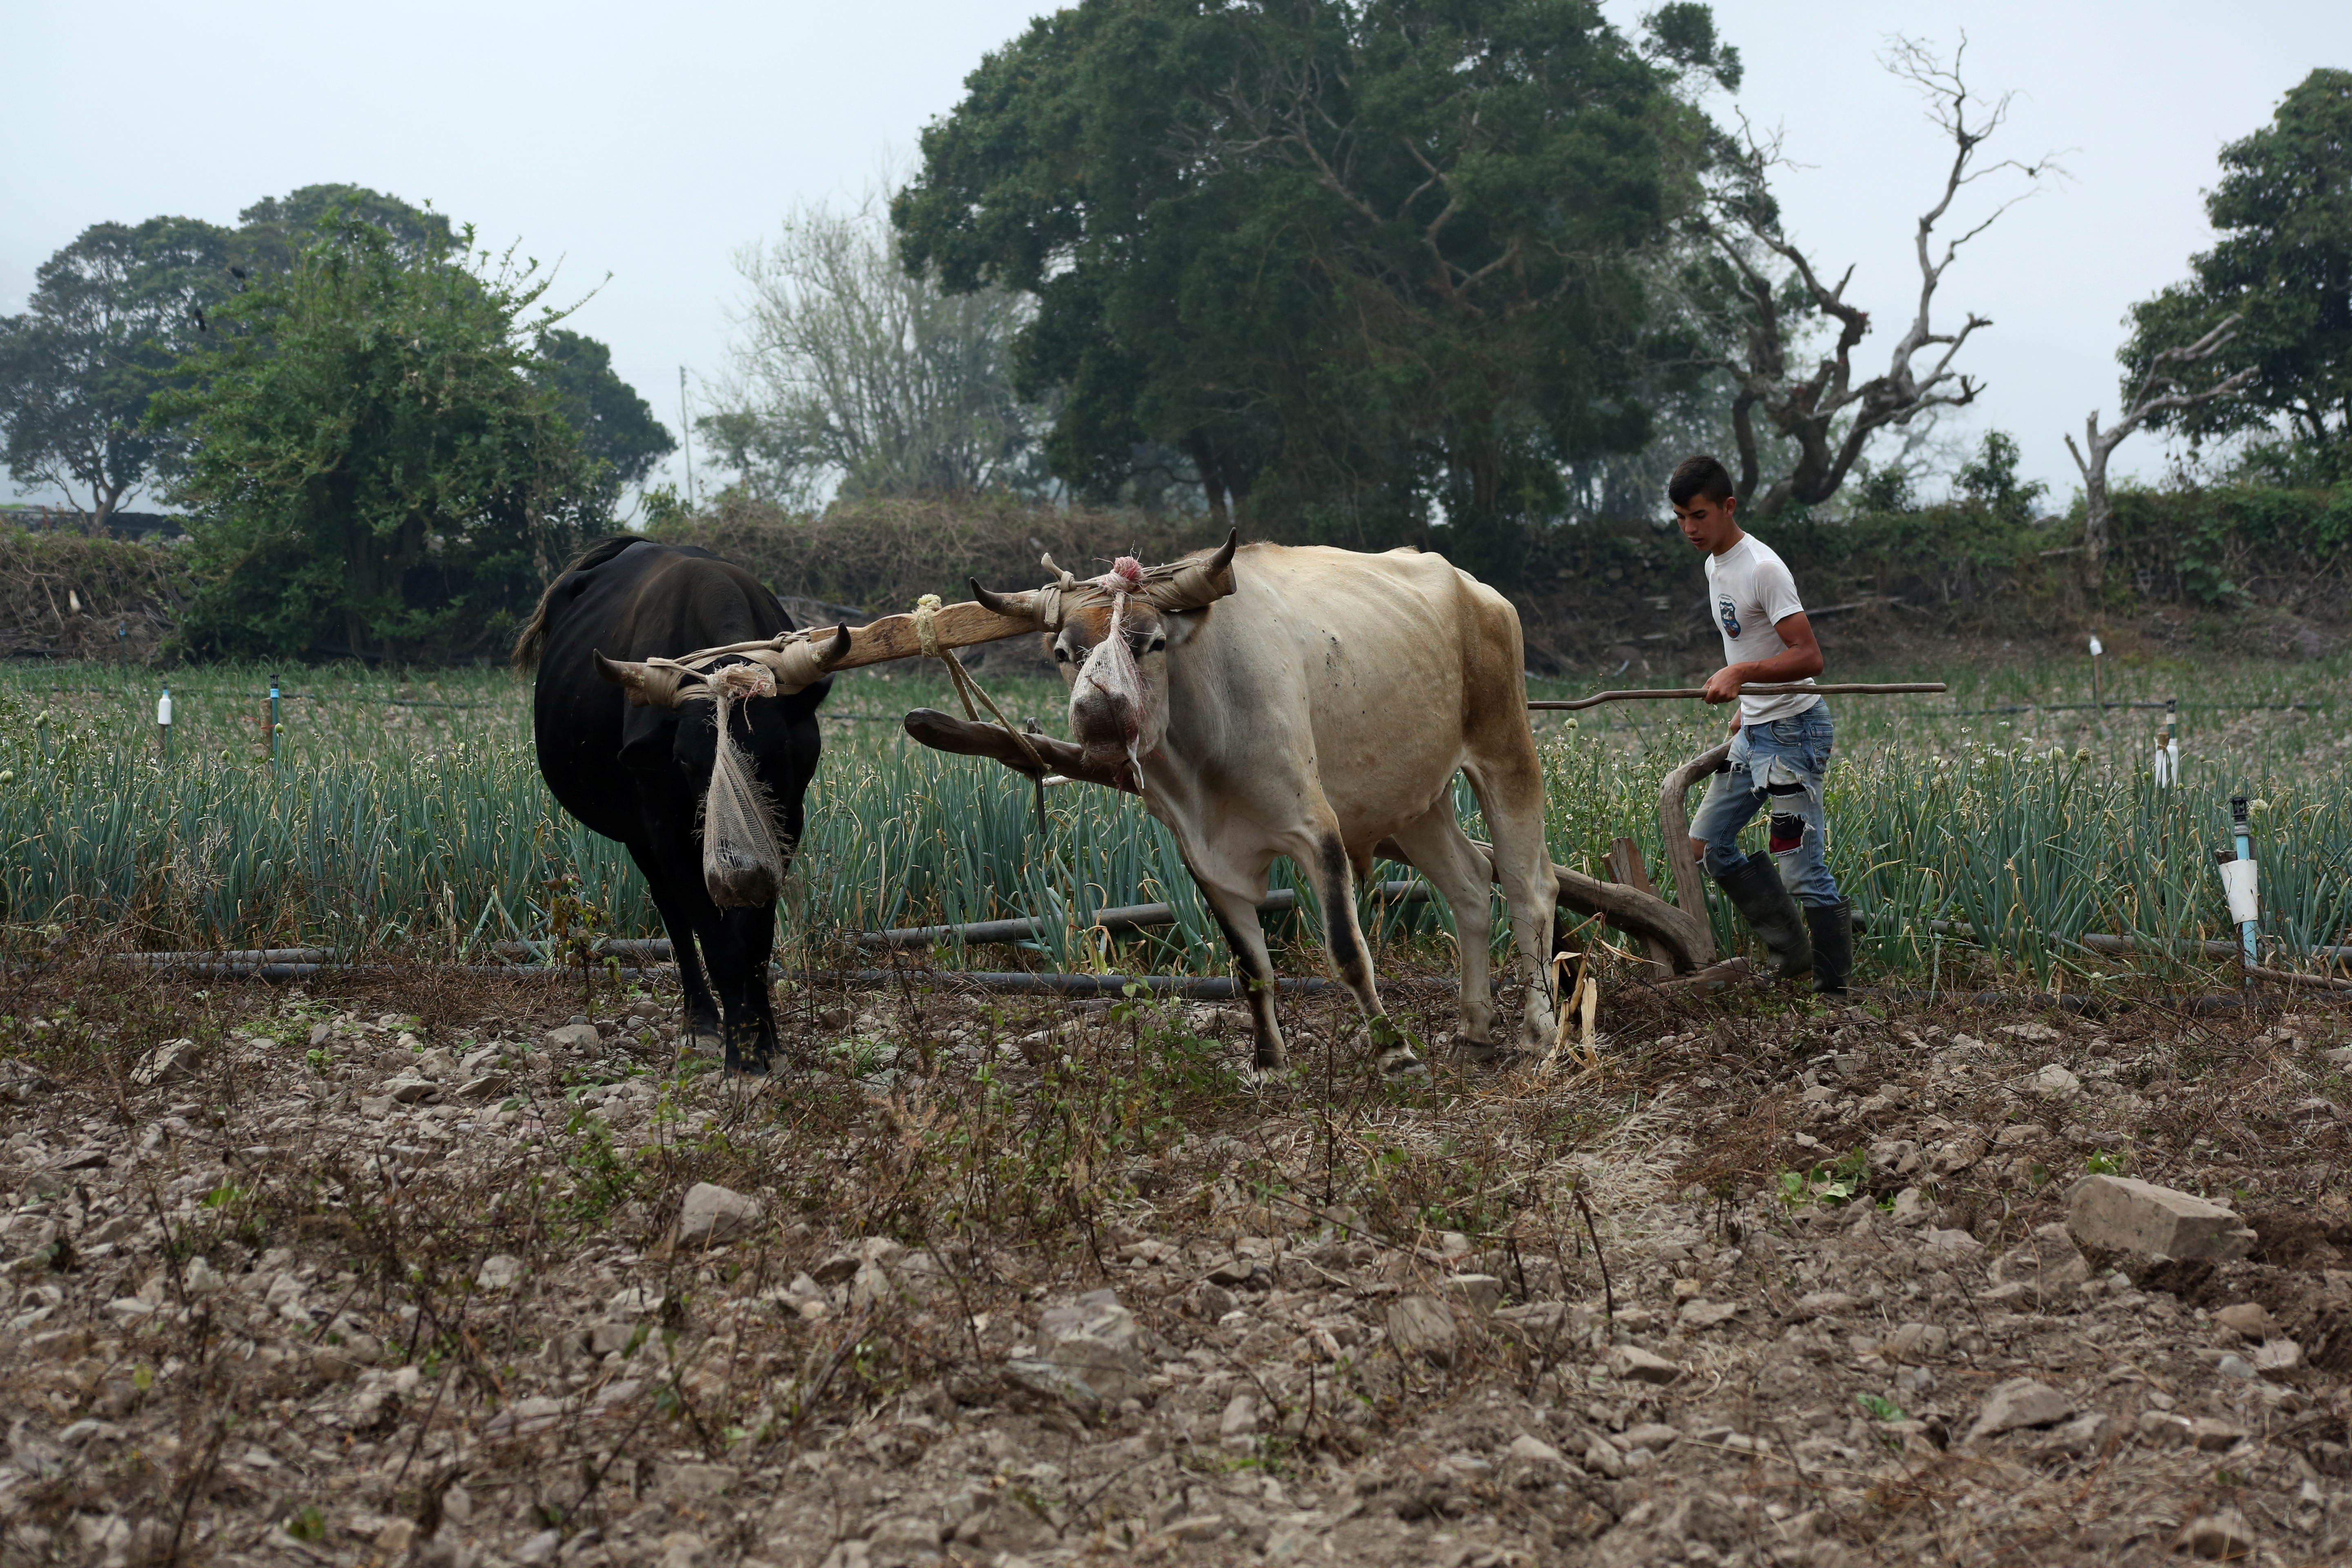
[622,599,1043,700]
[827,600,1039,671]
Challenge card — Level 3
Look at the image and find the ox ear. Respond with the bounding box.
[595,650,694,708]
[1162,605,1211,650]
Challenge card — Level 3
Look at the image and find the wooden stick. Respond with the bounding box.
[1531,681,1947,712]
[1655,741,1732,967]
[1606,836,1676,979]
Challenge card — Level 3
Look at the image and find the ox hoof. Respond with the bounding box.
[1454,1039,1509,1069]
[1376,1047,1427,1079]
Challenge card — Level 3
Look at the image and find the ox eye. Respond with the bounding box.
[1054,645,1071,662]
[1148,637,1167,652]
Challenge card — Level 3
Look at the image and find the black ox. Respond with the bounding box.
[513,538,829,1071]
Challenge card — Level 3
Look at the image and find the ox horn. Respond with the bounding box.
[744,623,855,694]
[1152,528,1239,612]
[594,650,696,708]
[970,578,1048,624]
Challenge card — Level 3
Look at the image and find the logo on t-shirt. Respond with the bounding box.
[1717,595,1741,638]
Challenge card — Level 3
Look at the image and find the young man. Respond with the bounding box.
[1669,455,1852,994]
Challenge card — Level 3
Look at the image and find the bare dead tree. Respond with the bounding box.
[1688,37,2063,517]
[2065,315,2254,584]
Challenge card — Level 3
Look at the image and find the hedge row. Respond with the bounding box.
[4,483,2340,666]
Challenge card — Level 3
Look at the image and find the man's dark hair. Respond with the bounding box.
[1668,455,1736,508]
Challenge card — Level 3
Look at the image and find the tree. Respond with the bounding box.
[700,197,1040,509]
[0,187,457,533]
[893,0,1735,581]
[2067,317,2252,581]
[237,184,454,273]
[154,214,602,661]
[531,328,677,517]
[1953,429,2046,524]
[0,217,238,527]
[2121,69,2352,473]
[1679,37,2060,517]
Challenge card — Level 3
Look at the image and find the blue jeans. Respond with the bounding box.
[1688,704,1843,908]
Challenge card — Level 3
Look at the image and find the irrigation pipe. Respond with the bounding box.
[1863,923,2352,993]
[62,949,2352,1008]
[859,880,1433,950]
[846,970,1457,1000]
[2076,933,2352,964]
[1952,700,2329,716]
[71,959,675,981]
[1530,682,1947,712]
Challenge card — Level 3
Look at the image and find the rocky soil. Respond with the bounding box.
[4,969,2352,1568]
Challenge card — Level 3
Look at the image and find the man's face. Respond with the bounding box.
[1675,494,1738,553]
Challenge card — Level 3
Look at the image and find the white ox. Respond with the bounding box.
[929,536,1560,1077]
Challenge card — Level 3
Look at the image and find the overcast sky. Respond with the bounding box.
[4,1,2344,517]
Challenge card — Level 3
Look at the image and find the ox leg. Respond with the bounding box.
[1384,804,1501,1056]
[630,835,779,1074]
[1461,761,1559,1053]
[1199,883,1287,1073]
[700,906,781,1074]
[628,842,722,1050]
[1310,834,1423,1080]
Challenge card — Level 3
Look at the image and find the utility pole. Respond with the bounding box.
[679,366,696,511]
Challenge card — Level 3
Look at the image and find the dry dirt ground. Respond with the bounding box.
[5,968,2352,1568]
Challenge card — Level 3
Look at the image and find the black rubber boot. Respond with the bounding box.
[1805,899,1853,996]
[1713,856,1813,981]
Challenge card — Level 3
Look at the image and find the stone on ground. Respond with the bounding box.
[1608,1345,1684,1385]
[1442,1273,1503,1312]
[130,1038,200,1087]
[2213,1301,2271,1339]
[2029,1063,2082,1101]
[1035,1288,1153,1403]
[1989,1223,2091,1294]
[2180,1508,2256,1561]
[1385,1296,1458,1365]
[675,1183,763,1247]
[1966,1377,2074,1442]
[2066,1175,2256,1261]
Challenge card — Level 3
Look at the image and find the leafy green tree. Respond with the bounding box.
[1953,429,2046,525]
[154,214,602,661]
[530,328,677,515]
[702,198,1040,508]
[2123,69,2352,471]
[0,217,238,526]
[893,0,1733,581]
[237,184,454,272]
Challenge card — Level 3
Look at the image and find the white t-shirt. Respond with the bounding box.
[1703,533,1819,724]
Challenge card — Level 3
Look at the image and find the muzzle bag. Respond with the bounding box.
[1074,558,1151,777]
[699,663,786,908]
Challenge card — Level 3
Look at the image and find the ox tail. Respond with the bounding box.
[510,534,645,671]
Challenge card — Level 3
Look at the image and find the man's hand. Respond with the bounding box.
[1702,665,1750,704]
